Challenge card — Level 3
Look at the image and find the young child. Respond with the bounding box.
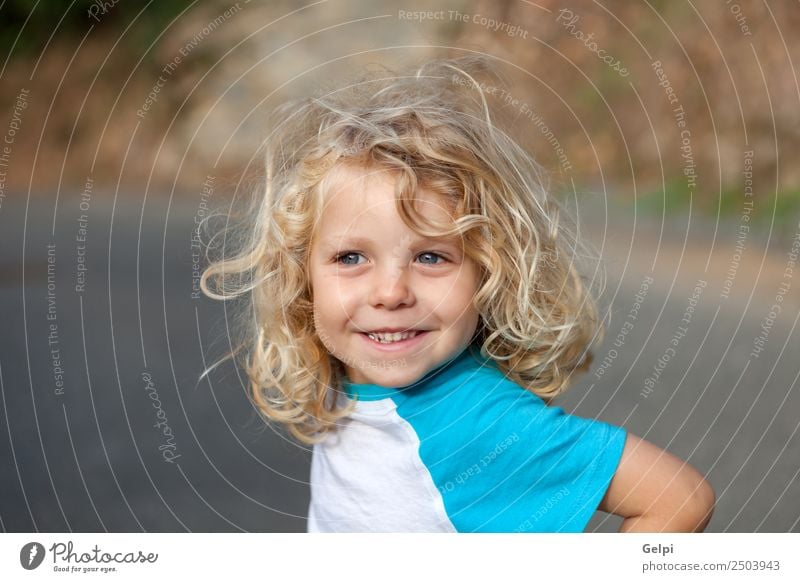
[202,57,715,533]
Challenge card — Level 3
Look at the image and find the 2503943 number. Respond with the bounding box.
[730,560,780,571]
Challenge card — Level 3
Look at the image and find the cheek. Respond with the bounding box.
[451,261,480,308]
[450,298,479,334]
[430,273,479,326]
[309,259,336,305]
[312,276,360,328]
[317,277,355,304]
[451,267,481,330]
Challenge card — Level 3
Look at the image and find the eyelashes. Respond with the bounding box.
[334,251,448,266]
[334,252,365,266]
[417,252,447,265]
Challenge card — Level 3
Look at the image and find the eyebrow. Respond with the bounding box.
[319,234,460,251]
[320,236,374,249]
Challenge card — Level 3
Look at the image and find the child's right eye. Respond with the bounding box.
[335,252,365,265]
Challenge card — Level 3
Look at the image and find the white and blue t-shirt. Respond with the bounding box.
[307,346,627,532]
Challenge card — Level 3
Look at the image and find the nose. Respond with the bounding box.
[368,262,415,310]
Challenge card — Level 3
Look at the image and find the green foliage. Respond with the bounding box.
[640,180,800,238]
[638,178,694,216]
[0,0,194,58]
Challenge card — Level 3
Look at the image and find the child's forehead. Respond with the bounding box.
[310,162,465,245]
[318,162,457,213]
[320,163,392,196]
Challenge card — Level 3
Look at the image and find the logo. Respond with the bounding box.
[20,542,46,570]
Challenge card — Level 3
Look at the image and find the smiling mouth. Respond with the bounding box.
[364,330,425,344]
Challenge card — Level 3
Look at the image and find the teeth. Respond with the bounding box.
[367,331,420,343]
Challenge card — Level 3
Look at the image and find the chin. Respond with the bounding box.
[351,364,424,387]
[380,372,419,388]
[365,369,414,388]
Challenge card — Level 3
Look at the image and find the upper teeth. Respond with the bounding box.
[367,331,419,343]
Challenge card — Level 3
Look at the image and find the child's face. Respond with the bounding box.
[309,164,481,388]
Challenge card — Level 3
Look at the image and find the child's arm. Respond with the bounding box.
[598,433,715,532]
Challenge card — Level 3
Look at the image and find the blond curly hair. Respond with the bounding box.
[201,57,603,444]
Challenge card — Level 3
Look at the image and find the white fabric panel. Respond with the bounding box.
[307,398,456,533]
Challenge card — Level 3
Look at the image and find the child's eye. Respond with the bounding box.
[334,251,447,266]
[335,252,365,265]
[417,252,446,265]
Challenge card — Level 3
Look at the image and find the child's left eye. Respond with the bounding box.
[417,252,446,265]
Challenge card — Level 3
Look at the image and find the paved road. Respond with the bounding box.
[1,195,798,532]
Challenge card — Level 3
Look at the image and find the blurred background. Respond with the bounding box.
[0,0,798,532]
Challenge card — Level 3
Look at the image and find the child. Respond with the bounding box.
[201,57,715,532]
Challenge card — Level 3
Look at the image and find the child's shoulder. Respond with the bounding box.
[392,349,627,532]
[419,347,550,407]
[398,348,572,435]
[395,347,625,458]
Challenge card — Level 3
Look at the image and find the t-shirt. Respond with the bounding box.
[307,346,627,532]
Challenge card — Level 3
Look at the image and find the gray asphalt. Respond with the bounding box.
[1,195,798,532]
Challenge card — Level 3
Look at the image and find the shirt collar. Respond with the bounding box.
[342,346,490,401]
